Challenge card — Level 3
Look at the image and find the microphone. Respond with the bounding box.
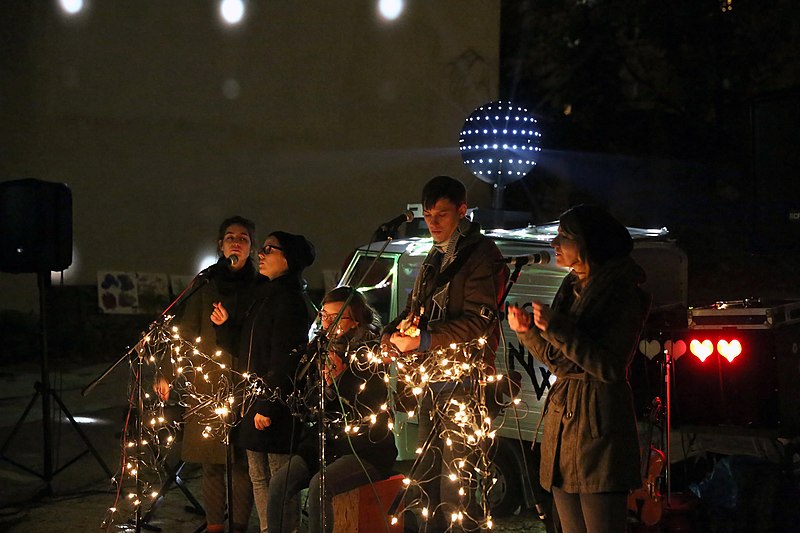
[504,251,550,268]
[198,256,234,277]
[228,254,239,267]
[377,210,414,234]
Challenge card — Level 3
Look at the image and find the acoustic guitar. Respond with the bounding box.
[628,397,665,527]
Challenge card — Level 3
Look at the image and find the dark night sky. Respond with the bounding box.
[497,0,800,304]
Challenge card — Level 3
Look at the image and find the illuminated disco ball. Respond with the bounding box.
[459,101,541,186]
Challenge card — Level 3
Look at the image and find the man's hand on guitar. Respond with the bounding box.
[390,331,421,353]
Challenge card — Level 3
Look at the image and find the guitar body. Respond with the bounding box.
[628,445,665,526]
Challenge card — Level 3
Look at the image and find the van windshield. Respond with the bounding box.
[341,254,397,326]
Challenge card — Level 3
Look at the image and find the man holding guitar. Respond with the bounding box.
[383,175,507,532]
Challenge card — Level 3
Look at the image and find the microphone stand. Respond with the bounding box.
[315,331,330,533]
[387,261,518,525]
[307,219,405,532]
[311,301,355,533]
[84,267,215,533]
[81,271,213,398]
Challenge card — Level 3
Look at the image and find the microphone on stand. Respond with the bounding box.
[198,255,237,277]
[374,210,414,239]
[504,251,551,268]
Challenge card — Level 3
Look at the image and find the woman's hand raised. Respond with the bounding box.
[210,302,229,326]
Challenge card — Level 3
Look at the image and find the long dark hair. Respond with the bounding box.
[322,286,381,334]
[558,204,632,272]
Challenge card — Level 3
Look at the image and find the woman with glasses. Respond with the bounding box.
[507,205,650,533]
[212,230,316,533]
[157,215,259,533]
[267,286,397,533]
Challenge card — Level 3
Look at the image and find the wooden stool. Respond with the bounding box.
[332,473,404,533]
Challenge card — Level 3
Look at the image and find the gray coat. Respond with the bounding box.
[516,257,650,493]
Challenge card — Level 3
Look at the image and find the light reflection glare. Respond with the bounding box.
[58,0,84,15]
[197,253,218,274]
[219,0,245,25]
[71,416,110,425]
[378,0,404,21]
[50,246,79,284]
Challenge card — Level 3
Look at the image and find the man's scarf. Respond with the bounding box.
[410,218,472,327]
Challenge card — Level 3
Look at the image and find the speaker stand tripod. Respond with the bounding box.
[0,271,113,493]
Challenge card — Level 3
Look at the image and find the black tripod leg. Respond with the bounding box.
[0,389,40,456]
[48,388,113,478]
[141,461,182,525]
[226,443,234,533]
[174,467,205,515]
[140,460,205,531]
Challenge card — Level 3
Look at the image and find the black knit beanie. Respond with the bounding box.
[268,231,316,272]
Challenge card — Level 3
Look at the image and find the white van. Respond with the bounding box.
[337,213,688,517]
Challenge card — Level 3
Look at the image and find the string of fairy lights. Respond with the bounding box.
[102,319,526,531]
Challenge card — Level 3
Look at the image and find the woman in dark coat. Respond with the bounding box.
[508,205,651,533]
[213,230,316,533]
[267,286,397,533]
[158,215,258,533]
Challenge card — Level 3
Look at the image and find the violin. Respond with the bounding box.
[628,398,665,527]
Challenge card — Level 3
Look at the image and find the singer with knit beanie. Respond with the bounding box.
[213,230,316,533]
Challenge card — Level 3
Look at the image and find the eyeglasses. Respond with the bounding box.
[319,310,353,322]
[223,235,250,245]
[258,244,284,255]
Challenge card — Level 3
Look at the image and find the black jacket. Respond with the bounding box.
[385,220,506,365]
[221,273,310,453]
[295,357,397,476]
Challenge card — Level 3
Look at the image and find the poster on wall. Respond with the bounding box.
[169,275,194,300]
[136,272,170,314]
[98,271,138,314]
[97,271,171,314]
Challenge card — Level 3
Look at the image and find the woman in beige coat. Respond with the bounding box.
[508,204,650,533]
